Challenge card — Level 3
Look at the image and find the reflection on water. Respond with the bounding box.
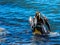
[0,28,60,45]
[0,0,60,45]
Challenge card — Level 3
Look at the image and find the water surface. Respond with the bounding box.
[0,0,60,45]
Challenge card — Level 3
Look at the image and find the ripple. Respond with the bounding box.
[0,0,60,45]
[54,17,60,20]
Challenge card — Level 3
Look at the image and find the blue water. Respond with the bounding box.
[0,0,60,45]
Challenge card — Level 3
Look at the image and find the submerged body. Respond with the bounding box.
[29,12,51,36]
[29,17,50,36]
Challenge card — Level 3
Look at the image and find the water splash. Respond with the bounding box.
[49,32,60,37]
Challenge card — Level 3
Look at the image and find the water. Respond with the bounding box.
[0,0,60,45]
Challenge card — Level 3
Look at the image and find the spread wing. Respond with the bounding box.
[29,16,33,27]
